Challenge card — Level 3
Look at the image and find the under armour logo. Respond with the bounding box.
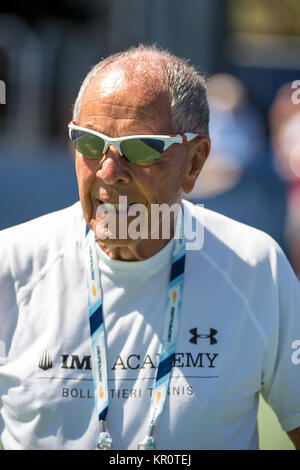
[38,350,53,370]
[189,328,218,345]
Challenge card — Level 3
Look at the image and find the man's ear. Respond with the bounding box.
[182,137,211,193]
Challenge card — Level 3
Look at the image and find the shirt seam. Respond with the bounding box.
[198,248,268,346]
[16,238,83,304]
[15,237,84,304]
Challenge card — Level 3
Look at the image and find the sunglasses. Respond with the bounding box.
[68,121,203,164]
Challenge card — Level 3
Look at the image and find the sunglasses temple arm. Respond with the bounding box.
[185,133,205,143]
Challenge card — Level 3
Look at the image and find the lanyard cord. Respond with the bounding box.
[86,210,185,450]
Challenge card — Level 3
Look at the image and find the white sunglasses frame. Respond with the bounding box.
[68,121,203,162]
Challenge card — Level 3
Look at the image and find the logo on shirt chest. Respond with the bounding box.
[189,328,218,345]
[38,350,53,371]
[37,350,219,372]
[37,327,220,374]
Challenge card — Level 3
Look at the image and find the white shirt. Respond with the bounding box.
[0,200,300,450]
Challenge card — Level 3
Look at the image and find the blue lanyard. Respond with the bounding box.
[86,211,186,450]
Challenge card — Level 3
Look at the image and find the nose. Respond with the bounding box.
[96,145,131,185]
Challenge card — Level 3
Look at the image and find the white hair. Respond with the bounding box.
[72,44,209,136]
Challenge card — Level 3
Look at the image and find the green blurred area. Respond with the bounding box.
[229,0,300,36]
[258,394,295,450]
[0,394,294,450]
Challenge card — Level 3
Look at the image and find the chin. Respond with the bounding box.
[94,226,133,245]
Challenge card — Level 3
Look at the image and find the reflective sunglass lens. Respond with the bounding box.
[120,138,164,163]
[71,131,105,159]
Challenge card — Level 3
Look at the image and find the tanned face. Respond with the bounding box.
[75,59,210,260]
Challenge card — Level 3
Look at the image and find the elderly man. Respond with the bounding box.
[0,45,300,451]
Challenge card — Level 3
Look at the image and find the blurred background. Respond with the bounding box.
[1,0,300,280]
[0,0,299,450]
[1,0,300,281]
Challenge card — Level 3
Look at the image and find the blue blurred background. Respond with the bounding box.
[0,0,300,278]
